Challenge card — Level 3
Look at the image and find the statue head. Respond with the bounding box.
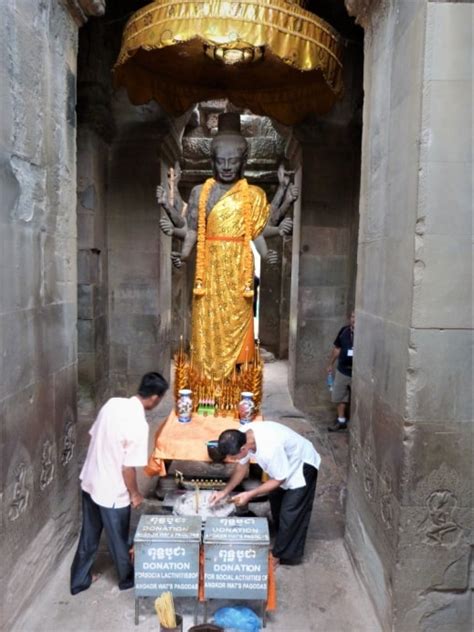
[210,113,248,183]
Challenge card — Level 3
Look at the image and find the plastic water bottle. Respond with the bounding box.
[326,372,334,391]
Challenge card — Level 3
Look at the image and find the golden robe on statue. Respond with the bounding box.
[192,179,269,381]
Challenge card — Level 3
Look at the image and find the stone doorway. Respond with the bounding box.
[74,0,363,419]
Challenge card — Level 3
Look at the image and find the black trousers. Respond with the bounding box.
[269,464,318,563]
[70,491,134,595]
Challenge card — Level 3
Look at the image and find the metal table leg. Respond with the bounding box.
[135,597,139,625]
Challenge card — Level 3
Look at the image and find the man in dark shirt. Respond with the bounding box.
[327,311,355,431]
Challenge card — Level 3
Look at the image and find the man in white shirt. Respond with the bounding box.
[70,372,168,595]
[210,421,320,567]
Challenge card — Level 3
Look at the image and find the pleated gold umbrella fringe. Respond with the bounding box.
[114,0,344,124]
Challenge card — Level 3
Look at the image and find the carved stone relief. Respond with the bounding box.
[418,491,462,547]
[8,462,31,521]
[61,408,76,466]
[345,0,391,30]
[349,420,362,474]
[61,0,106,26]
[40,440,56,490]
[362,430,377,502]
[345,0,374,27]
[414,464,469,548]
[379,465,394,531]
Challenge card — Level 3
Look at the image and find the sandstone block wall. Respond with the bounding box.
[107,94,175,394]
[75,10,115,430]
[345,2,472,630]
[0,2,79,628]
[77,127,109,432]
[288,46,362,416]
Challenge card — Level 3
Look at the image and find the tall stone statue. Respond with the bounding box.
[157,113,298,386]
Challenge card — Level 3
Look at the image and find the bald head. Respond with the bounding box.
[211,134,248,160]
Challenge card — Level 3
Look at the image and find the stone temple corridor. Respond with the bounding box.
[1,2,472,631]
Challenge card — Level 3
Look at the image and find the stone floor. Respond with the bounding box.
[15,361,380,632]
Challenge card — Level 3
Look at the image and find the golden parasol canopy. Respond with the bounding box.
[113,0,345,125]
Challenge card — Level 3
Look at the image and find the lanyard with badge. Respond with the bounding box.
[347,326,354,357]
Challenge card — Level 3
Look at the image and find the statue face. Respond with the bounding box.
[211,138,247,183]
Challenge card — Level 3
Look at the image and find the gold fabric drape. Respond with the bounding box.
[114,0,344,125]
[192,180,269,380]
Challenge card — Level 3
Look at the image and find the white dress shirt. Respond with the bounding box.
[80,396,149,508]
[239,421,321,490]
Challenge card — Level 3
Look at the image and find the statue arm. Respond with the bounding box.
[159,216,188,240]
[171,229,196,268]
[181,229,197,259]
[173,225,188,240]
[269,164,299,225]
[262,216,293,238]
[269,186,286,224]
[170,187,199,267]
[253,235,278,266]
[156,184,186,228]
[253,234,268,258]
[170,162,188,221]
[262,224,280,237]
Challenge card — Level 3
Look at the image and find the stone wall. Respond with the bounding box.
[107,92,180,394]
[288,44,363,416]
[345,1,472,630]
[77,127,109,429]
[75,5,115,429]
[73,5,184,400]
[0,1,79,628]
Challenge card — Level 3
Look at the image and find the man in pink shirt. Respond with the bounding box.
[70,372,168,595]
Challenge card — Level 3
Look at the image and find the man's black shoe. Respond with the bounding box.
[279,557,303,566]
[327,420,348,432]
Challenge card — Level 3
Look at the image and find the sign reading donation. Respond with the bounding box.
[134,515,201,597]
[203,517,269,600]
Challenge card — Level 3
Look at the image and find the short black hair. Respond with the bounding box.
[218,429,246,456]
[137,372,169,398]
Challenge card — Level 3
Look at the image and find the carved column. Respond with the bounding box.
[61,0,106,26]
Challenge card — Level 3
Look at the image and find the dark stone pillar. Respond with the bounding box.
[107,95,183,393]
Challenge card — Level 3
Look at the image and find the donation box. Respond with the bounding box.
[134,515,201,597]
[203,517,269,600]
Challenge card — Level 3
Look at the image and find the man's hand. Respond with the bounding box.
[265,249,279,266]
[130,491,144,508]
[171,251,183,268]
[278,217,293,236]
[159,216,175,236]
[156,185,167,205]
[231,491,253,507]
[209,490,228,507]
